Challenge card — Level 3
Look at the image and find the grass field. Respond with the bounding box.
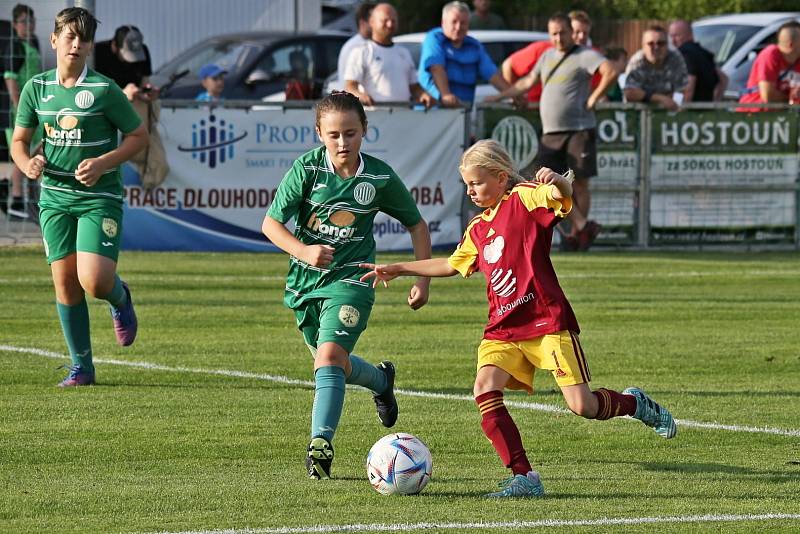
[1,246,799,533]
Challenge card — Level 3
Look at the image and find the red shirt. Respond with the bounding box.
[508,41,551,102]
[509,41,602,103]
[448,183,579,341]
[739,44,800,105]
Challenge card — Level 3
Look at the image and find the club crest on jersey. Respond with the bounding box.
[307,211,355,238]
[102,218,118,238]
[483,235,504,264]
[338,305,360,327]
[353,182,376,205]
[75,90,95,109]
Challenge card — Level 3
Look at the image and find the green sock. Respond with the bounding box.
[104,275,127,309]
[56,300,93,373]
[347,354,388,394]
[310,365,346,442]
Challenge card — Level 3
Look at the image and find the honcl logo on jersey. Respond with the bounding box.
[43,108,83,144]
[74,90,94,109]
[307,211,355,238]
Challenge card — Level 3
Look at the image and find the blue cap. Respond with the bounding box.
[199,64,226,79]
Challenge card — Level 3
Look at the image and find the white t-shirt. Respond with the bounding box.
[343,40,417,102]
[337,33,369,83]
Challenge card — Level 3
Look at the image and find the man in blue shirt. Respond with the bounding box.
[418,1,512,107]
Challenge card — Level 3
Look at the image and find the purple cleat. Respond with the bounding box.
[58,365,95,387]
[110,281,138,346]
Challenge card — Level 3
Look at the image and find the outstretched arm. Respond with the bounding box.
[360,257,457,287]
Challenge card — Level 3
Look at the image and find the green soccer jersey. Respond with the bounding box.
[267,146,422,308]
[15,65,142,201]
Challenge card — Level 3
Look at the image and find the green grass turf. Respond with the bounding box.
[1,246,799,533]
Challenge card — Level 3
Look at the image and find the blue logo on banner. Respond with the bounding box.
[178,114,248,169]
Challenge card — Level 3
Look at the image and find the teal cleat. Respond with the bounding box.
[484,471,545,498]
[623,387,677,439]
[306,436,334,479]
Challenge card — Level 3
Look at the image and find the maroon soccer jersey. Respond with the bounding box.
[448,183,579,341]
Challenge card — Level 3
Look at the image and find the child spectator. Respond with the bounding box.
[195,64,226,102]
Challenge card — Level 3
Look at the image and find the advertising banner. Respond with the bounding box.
[649,110,799,243]
[480,107,640,244]
[122,107,466,252]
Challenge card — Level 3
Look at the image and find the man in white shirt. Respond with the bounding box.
[344,3,434,107]
[337,3,375,85]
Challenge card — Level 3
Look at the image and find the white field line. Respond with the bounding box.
[151,513,800,534]
[2,344,799,438]
[4,268,800,286]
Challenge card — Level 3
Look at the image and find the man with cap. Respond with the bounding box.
[196,64,227,102]
[94,25,157,101]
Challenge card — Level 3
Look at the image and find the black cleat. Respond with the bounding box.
[306,436,334,479]
[373,361,398,428]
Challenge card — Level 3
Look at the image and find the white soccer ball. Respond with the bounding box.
[366,432,432,495]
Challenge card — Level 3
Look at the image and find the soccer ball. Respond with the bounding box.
[366,432,432,495]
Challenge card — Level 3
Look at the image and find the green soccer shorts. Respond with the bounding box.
[293,292,374,354]
[39,194,123,264]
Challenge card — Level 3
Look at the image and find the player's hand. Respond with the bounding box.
[407,279,430,310]
[24,154,46,179]
[534,167,561,185]
[586,94,598,110]
[75,158,108,187]
[483,93,502,103]
[299,244,335,267]
[359,263,401,288]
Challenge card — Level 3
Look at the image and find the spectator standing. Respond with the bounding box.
[337,2,376,84]
[95,25,168,188]
[195,64,226,102]
[418,1,513,108]
[2,3,41,219]
[469,0,505,30]
[344,3,434,107]
[624,26,689,111]
[94,25,157,102]
[669,19,727,102]
[487,13,618,251]
[739,21,800,108]
[500,10,597,104]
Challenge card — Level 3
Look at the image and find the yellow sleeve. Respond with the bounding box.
[447,227,479,278]
[515,184,572,218]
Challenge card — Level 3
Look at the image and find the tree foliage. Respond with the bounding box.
[392,0,800,32]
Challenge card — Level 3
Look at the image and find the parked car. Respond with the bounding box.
[152,31,350,100]
[692,12,800,99]
[325,30,549,102]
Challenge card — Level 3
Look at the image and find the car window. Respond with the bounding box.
[253,42,314,82]
[320,38,346,75]
[693,24,761,64]
[156,41,258,79]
